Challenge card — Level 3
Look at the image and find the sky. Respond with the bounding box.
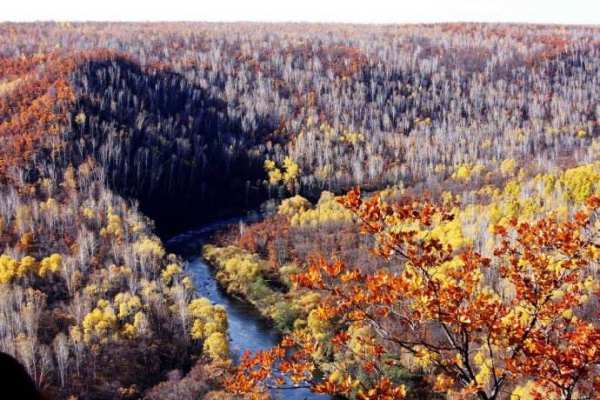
[2,0,599,25]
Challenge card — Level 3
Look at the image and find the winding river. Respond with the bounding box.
[165,215,329,400]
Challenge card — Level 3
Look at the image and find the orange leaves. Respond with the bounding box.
[324,258,344,277]
[315,375,406,400]
[338,186,362,210]
[356,378,407,400]
[586,195,600,210]
[313,375,357,396]
[432,374,455,392]
[225,341,316,396]
[0,54,77,177]
[228,189,600,399]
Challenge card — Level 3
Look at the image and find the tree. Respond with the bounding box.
[52,333,69,387]
[226,190,600,400]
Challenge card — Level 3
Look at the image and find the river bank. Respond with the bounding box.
[165,216,329,400]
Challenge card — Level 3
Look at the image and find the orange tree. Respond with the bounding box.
[226,190,600,400]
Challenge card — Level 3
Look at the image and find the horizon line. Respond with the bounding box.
[1,20,598,28]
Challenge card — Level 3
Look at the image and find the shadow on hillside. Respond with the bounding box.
[66,58,276,237]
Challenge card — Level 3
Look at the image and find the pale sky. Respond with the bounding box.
[2,0,599,25]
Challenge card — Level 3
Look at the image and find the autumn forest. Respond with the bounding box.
[0,21,599,400]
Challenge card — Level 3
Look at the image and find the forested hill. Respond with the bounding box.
[0,22,599,399]
[2,23,599,234]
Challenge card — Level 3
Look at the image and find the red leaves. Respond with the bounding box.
[587,195,600,210]
[338,186,362,210]
[228,189,600,399]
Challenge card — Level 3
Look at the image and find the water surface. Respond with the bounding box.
[166,215,329,400]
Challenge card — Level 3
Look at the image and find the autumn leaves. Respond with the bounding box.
[227,189,600,399]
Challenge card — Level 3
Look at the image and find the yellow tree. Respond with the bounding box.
[226,190,600,400]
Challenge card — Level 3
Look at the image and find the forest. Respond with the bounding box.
[0,21,599,399]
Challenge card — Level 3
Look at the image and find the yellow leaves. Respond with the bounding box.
[328,368,343,384]
[266,159,281,180]
[289,191,353,227]
[561,309,574,320]
[121,323,137,339]
[223,254,261,283]
[133,237,165,259]
[452,164,473,181]
[0,253,61,283]
[84,298,147,341]
[264,157,300,185]
[188,297,213,317]
[560,164,600,203]
[347,323,373,355]
[81,206,95,219]
[307,308,332,341]
[576,129,587,138]
[503,179,521,198]
[38,253,61,277]
[74,111,86,125]
[188,297,228,341]
[413,346,439,369]
[264,159,282,185]
[101,209,124,238]
[191,319,205,339]
[500,158,517,176]
[415,116,432,126]
[114,292,142,319]
[264,160,276,171]
[278,195,311,216]
[182,276,193,290]
[451,163,485,181]
[297,292,321,313]
[430,215,467,249]
[0,254,19,284]
[533,173,557,197]
[19,255,37,275]
[339,130,364,145]
[268,168,283,185]
[203,332,229,359]
[82,301,118,343]
[500,304,533,331]
[586,245,600,261]
[510,381,551,400]
[441,191,454,206]
[282,157,300,184]
[429,257,469,290]
[473,351,493,388]
[161,263,182,284]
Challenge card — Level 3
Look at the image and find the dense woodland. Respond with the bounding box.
[0,22,599,399]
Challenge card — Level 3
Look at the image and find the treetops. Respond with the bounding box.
[0,160,236,398]
[227,188,600,399]
[0,253,61,284]
[218,159,600,399]
[280,191,354,227]
[188,297,229,359]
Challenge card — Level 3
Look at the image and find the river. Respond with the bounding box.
[165,215,329,400]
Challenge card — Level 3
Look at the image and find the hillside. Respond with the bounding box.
[0,22,599,400]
